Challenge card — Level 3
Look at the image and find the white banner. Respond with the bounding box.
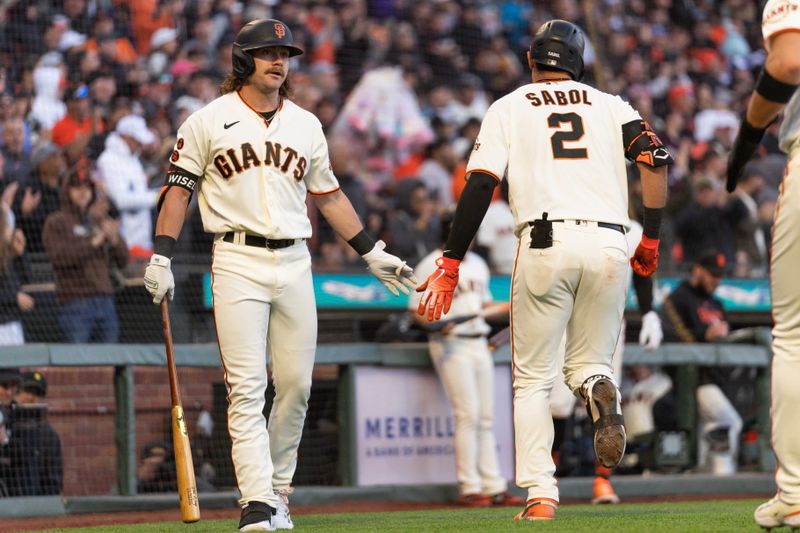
[353,365,514,486]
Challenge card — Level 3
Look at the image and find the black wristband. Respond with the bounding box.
[755,67,799,104]
[348,229,376,256]
[153,235,177,258]
[642,207,663,240]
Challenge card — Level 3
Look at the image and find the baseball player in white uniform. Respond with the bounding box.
[408,219,521,508]
[725,1,800,529]
[143,20,416,532]
[416,20,671,521]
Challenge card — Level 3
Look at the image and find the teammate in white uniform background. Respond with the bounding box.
[725,1,800,528]
[408,219,521,508]
[143,19,416,532]
[475,181,516,275]
[416,20,671,521]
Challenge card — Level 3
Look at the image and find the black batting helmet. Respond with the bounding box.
[232,19,304,79]
[529,19,585,81]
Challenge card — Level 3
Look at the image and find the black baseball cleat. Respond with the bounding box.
[584,377,626,468]
[239,501,276,532]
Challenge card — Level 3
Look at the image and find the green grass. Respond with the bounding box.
[36,499,765,533]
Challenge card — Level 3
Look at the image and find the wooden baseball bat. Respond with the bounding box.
[161,300,201,523]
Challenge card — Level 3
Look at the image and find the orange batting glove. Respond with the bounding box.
[416,256,460,321]
[630,236,659,277]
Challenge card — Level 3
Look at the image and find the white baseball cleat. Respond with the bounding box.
[755,494,800,530]
[273,490,295,530]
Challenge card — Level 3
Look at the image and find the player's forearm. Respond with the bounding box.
[443,172,497,260]
[313,189,363,241]
[155,188,191,244]
[638,165,667,209]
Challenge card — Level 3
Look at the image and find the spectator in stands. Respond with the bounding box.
[0,184,33,345]
[0,368,21,407]
[417,138,458,209]
[42,169,128,343]
[0,368,21,497]
[385,180,440,267]
[660,250,742,474]
[96,114,158,256]
[50,84,103,165]
[136,441,177,493]
[1,117,31,183]
[12,141,65,254]
[7,371,63,496]
[674,175,741,267]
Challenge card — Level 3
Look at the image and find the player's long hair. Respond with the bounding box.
[219,73,293,98]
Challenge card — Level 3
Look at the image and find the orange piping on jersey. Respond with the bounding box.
[468,169,502,183]
[307,187,341,196]
[236,90,284,127]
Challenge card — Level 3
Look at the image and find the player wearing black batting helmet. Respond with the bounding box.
[529,19,585,81]
[232,19,304,79]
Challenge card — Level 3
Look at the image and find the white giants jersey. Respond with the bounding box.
[467,80,641,234]
[762,0,800,153]
[409,249,493,337]
[170,92,340,238]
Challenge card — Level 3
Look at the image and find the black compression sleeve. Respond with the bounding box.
[153,235,176,258]
[442,172,498,260]
[642,207,663,239]
[632,272,653,313]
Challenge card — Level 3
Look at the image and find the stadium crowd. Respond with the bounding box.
[0,0,786,333]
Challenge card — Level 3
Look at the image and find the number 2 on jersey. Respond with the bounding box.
[547,112,587,159]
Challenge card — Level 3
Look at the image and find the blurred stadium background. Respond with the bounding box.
[0,0,783,520]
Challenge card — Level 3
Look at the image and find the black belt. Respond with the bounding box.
[223,232,299,249]
[453,333,485,339]
[546,219,626,235]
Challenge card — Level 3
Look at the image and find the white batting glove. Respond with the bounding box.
[639,310,663,351]
[362,240,418,296]
[143,254,175,304]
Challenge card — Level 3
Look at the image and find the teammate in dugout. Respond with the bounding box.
[408,215,522,508]
[416,20,671,521]
[143,19,417,532]
[725,0,800,529]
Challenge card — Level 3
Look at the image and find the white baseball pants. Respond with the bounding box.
[770,144,800,504]
[428,336,507,496]
[512,222,629,502]
[211,238,317,509]
[696,383,742,469]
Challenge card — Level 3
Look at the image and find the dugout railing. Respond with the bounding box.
[0,338,774,517]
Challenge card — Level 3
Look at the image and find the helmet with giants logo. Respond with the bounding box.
[232,19,304,79]
[529,19,585,81]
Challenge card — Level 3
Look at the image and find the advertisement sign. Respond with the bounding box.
[353,365,515,486]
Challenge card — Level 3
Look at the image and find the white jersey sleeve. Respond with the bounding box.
[304,119,340,194]
[466,103,508,182]
[173,112,208,176]
[613,96,644,129]
[762,0,800,45]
